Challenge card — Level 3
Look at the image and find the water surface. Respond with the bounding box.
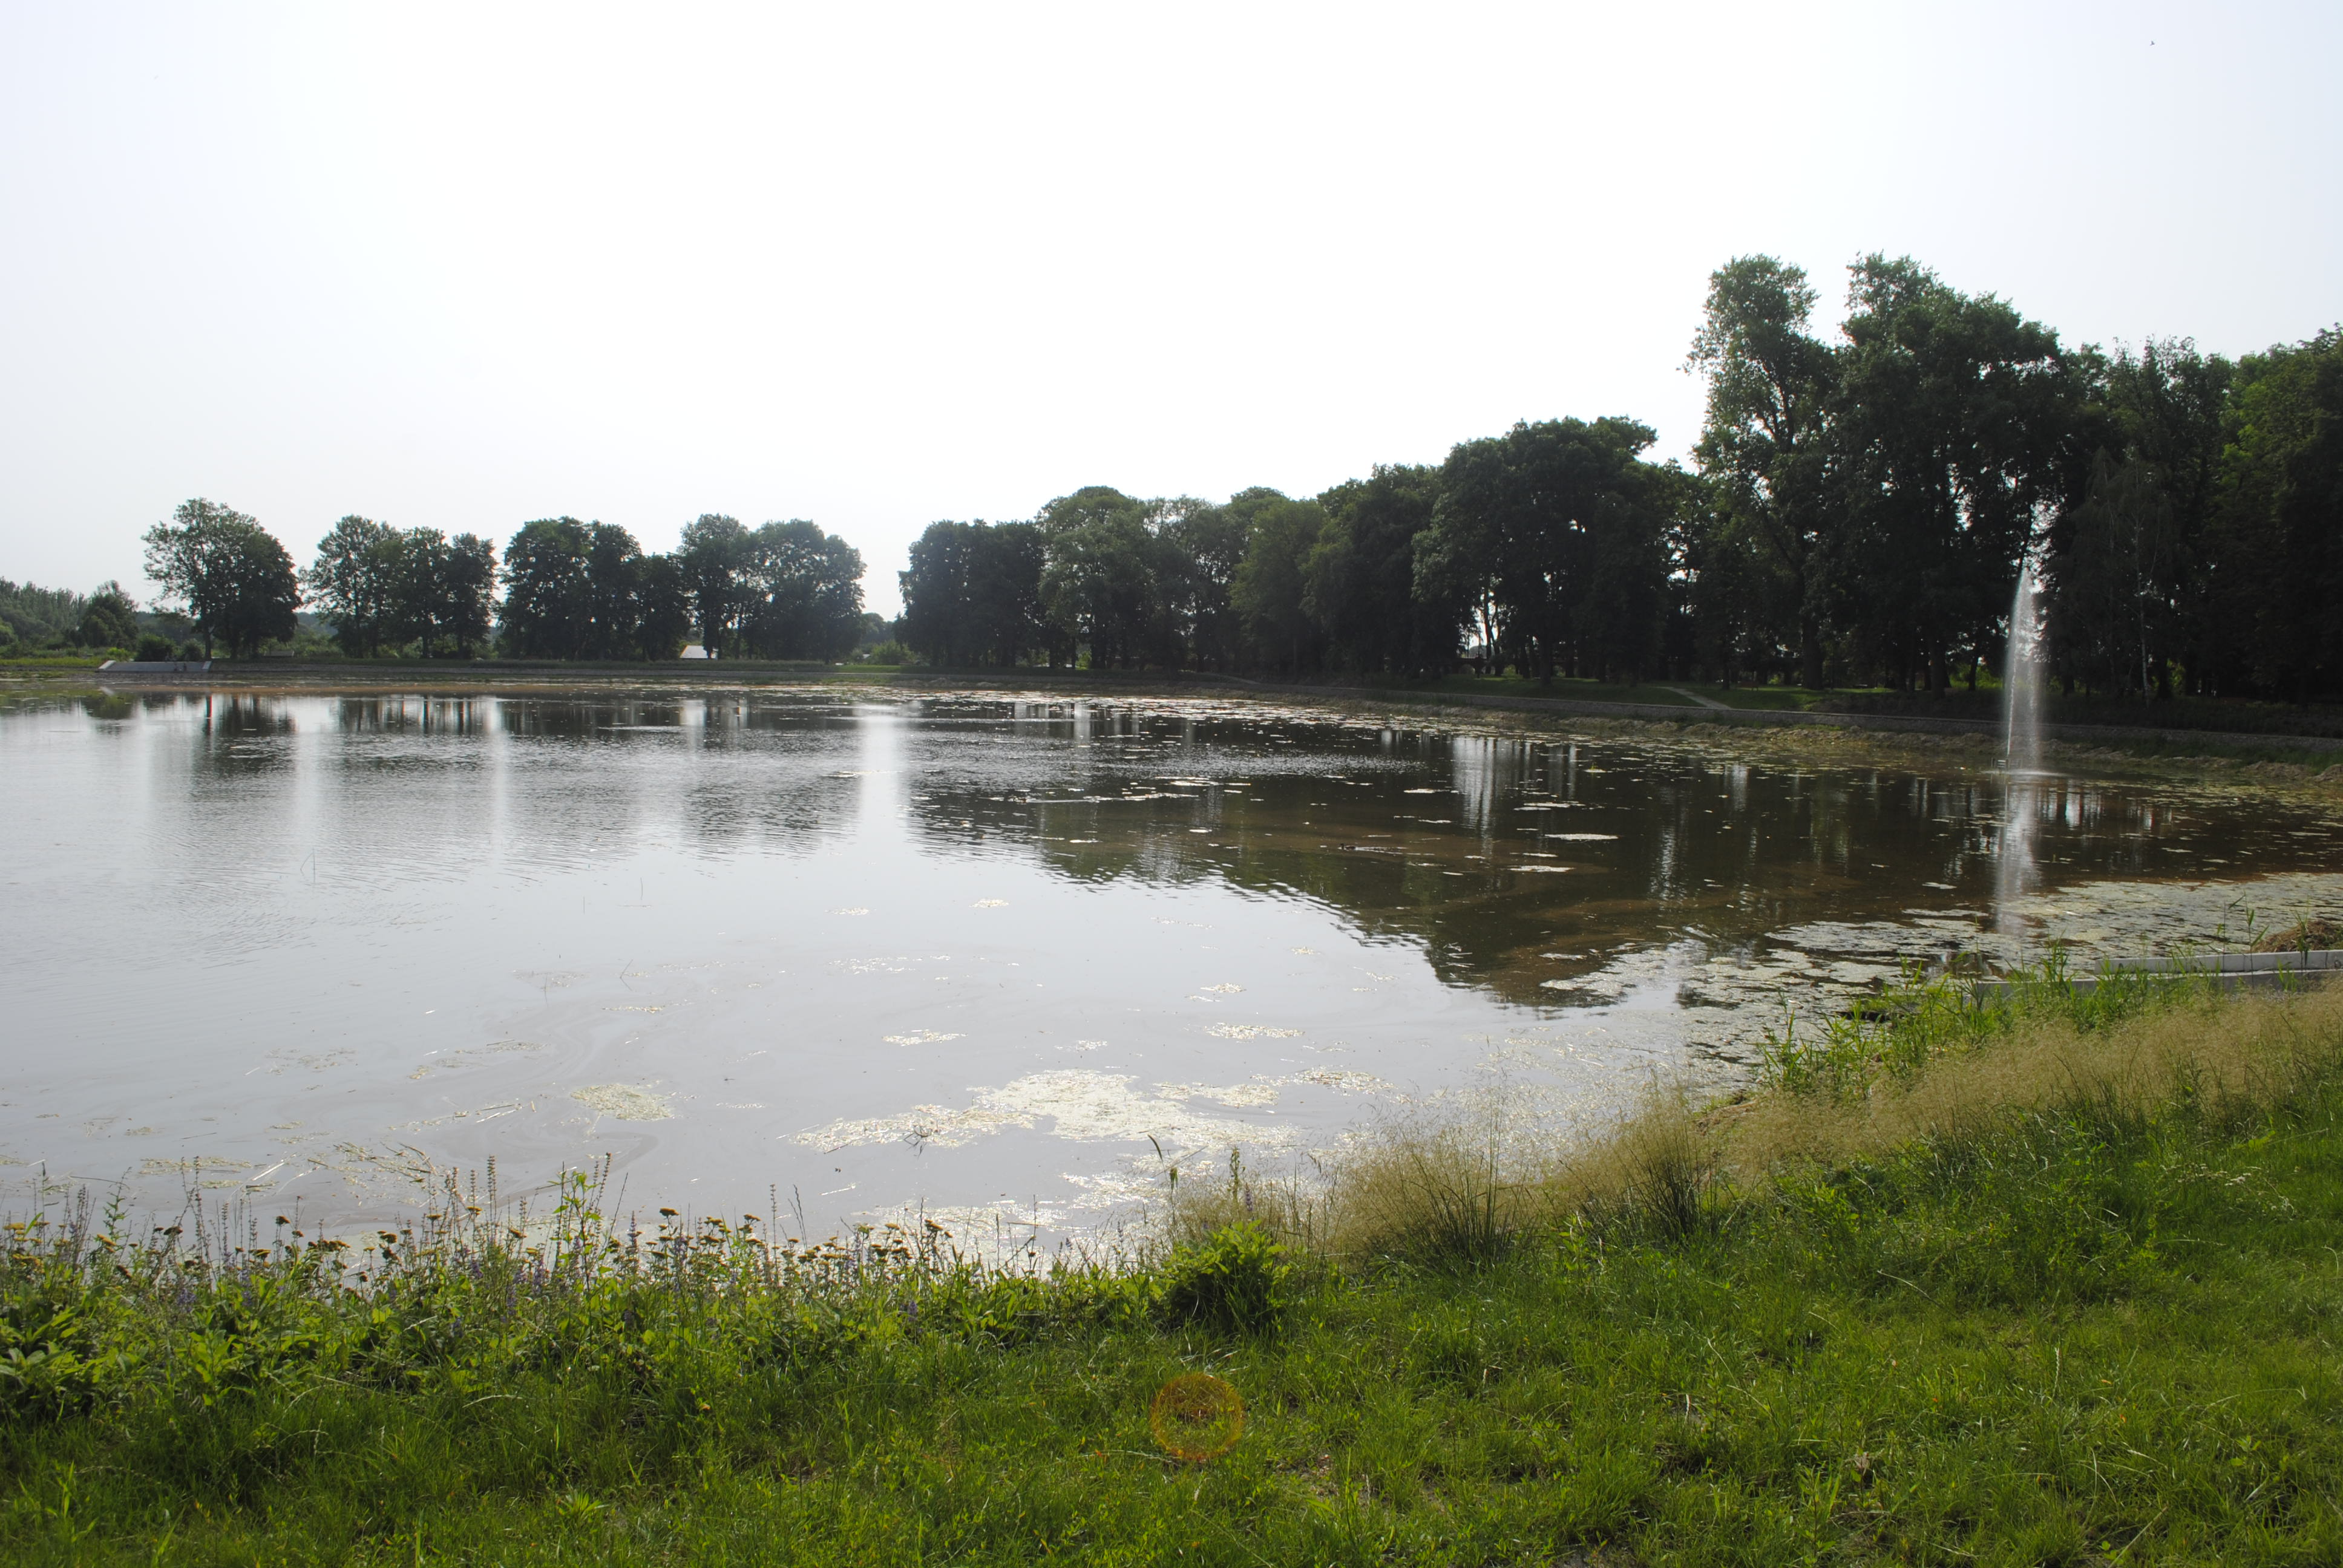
[5,687,2338,1235]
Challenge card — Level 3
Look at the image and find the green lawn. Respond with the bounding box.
[1339,673,1898,714]
[1696,683,1841,711]
[1374,673,1702,707]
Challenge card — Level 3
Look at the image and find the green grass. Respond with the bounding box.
[1697,683,1841,711]
[1369,673,1702,707]
[1342,673,2343,742]
[1299,671,1890,716]
[1817,688,2343,740]
[7,977,2343,1563]
[0,655,114,671]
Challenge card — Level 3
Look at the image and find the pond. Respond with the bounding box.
[5,687,2340,1240]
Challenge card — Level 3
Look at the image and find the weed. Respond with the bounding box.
[1159,1221,1286,1334]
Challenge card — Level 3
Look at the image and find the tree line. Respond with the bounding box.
[898,254,2343,701]
[22,252,2336,694]
[122,506,867,661]
[0,577,150,656]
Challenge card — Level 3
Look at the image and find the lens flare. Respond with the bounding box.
[1149,1373,1245,1462]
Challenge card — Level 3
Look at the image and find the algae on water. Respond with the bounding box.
[571,1084,674,1121]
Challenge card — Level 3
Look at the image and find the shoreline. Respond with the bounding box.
[4,981,2339,1561]
[21,659,2343,756]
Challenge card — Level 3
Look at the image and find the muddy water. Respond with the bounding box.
[4,688,2339,1236]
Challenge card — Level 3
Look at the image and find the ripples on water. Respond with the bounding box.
[4,687,2339,1235]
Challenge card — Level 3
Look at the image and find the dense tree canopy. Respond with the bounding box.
[1422,417,1681,684]
[1826,256,2086,692]
[0,580,97,649]
[497,518,595,659]
[1307,466,1446,676]
[493,514,864,662]
[885,255,2339,703]
[306,519,500,658]
[740,520,867,661]
[899,520,1046,666]
[1224,490,1329,677]
[2211,330,2343,698]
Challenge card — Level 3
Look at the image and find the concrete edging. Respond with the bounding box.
[1196,676,2343,753]
[1969,950,2343,1002]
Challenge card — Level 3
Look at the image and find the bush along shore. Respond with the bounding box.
[5,970,2343,1564]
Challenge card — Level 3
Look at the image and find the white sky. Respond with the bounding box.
[3,3,2336,618]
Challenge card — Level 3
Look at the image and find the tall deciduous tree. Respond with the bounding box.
[1306,466,1449,675]
[388,528,451,655]
[966,523,1047,665]
[899,520,1045,666]
[311,521,497,658]
[499,519,657,659]
[741,521,865,660]
[2100,339,2232,696]
[143,499,300,658]
[637,555,693,659]
[444,534,497,658]
[499,518,594,658]
[580,523,644,660]
[306,516,401,656]
[77,582,139,650]
[678,514,754,655]
[1826,256,2084,693]
[1424,417,1671,682]
[1228,489,1329,675]
[1161,501,1250,671]
[1035,488,1161,669]
[899,520,981,665]
[2054,452,2177,697]
[2212,329,2343,699]
[1689,256,1840,687]
[214,524,301,658]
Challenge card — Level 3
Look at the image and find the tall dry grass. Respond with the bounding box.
[1202,981,2343,1265]
[1717,982,2343,1172]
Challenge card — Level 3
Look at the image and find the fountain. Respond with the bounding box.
[1995,557,2047,929]
[2003,557,2046,774]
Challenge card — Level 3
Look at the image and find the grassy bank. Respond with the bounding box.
[6,978,2343,1564]
[1388,691,2343,784]
[1279,671,2343,738]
